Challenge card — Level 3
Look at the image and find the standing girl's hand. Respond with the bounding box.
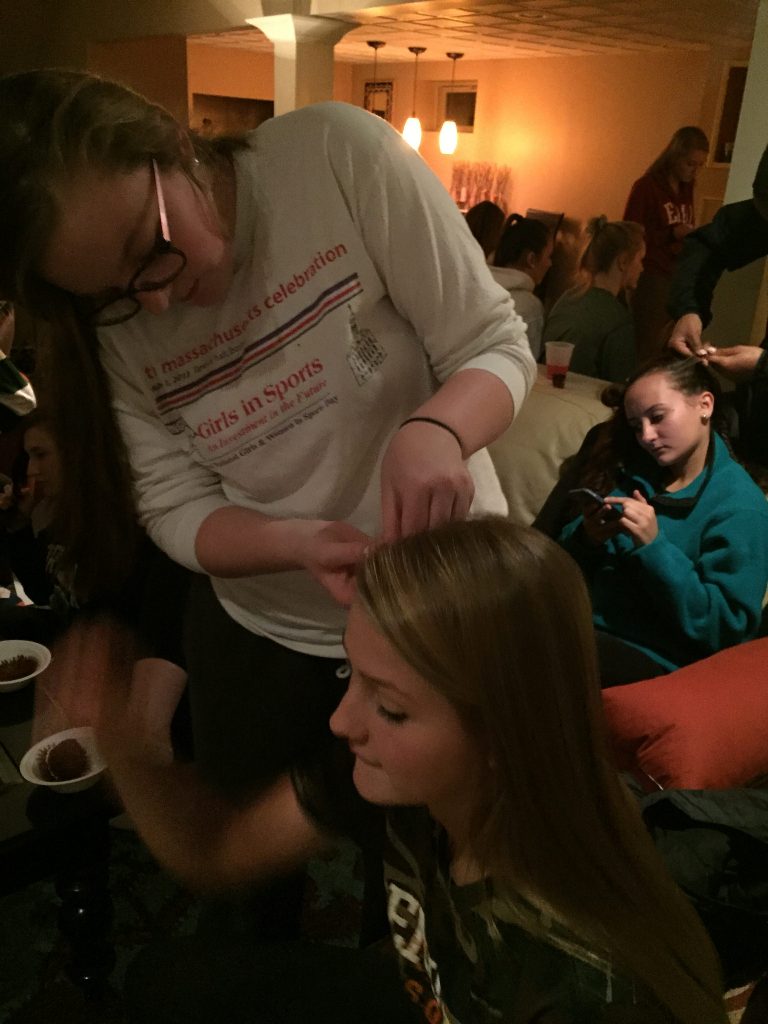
[668,313,714,358]
[706,345,764,383]
[295,520,372,607]
[380,420,474,542]
[611,490,658,547]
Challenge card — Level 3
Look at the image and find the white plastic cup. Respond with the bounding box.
[545,341,575,388]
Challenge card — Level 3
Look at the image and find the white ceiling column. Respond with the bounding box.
[249,14,353,114]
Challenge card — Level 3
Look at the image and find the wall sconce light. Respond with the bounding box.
[439,52,463,155]
[366,39,386,112]
[402,46,426,150]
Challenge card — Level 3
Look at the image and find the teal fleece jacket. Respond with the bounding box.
[559,434,768,671]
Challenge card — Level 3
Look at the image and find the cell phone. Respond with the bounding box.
[568,488,623,520]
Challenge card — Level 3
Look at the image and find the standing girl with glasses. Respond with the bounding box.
[0,70,534,933]
[101,519,727,1024]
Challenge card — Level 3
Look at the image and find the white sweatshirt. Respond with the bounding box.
[489,266,544,360]
[99,102,535,656]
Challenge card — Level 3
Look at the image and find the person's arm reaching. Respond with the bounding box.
[195,513,370,605]
[101,657,331,891]
[101,366,370,604]
[706,345,767,382]
[322,106,535,540]
[379,368,513,540]
[668,199,768,355]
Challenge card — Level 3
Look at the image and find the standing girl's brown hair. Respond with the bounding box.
[646,126,710,179]
[0,70,242,594]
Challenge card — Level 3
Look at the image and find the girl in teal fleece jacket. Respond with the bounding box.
[558,355,768,684]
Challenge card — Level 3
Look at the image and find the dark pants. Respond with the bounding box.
[181,575,361,942]
[125,937,420,1024]
[183,574,349,796]
[596,630,669,687]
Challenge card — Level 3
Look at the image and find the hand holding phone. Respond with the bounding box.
[568,488,623,521]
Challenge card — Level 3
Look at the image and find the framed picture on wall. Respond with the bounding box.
[364,81,394,122]
[437,82,477,133]
[711,62,747,166]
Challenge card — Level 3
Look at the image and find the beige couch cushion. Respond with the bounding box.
[489,365,612,525]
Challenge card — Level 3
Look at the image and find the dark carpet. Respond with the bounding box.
[0,826,362,1024]
[0,823,758,1023]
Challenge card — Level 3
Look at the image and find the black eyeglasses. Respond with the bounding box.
[90,160,187,327]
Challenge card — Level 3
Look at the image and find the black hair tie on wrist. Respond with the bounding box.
[399,416,464,455]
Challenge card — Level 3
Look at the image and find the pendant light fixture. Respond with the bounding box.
[402,46,426,151]
[365,40,385,113]
[439,52,463,155]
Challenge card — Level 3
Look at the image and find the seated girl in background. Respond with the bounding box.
[543,217,644,383]
[558,355,768,686]
[490,213,553,360]
[0,411,140,626]
[0,412,187,654]
[104,518,725,1024]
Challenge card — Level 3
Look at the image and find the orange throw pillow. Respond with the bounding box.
[602,637,768,791]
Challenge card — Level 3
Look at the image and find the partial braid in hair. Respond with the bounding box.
[577,353,729,495]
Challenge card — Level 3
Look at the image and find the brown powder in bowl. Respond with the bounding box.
[0,655,38,681]
[36,738,91,782]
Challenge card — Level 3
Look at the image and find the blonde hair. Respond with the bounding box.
[357,518,725,1024]
[581,216,645,277]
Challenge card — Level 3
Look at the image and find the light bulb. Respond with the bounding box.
[439,119,458,155]
[403,116,422,151]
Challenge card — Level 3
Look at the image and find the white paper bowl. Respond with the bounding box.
[20,726,106,794]
[0,639,51,692]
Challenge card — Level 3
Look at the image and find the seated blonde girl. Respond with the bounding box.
[544,217,644,383]
[103,518,725,1024]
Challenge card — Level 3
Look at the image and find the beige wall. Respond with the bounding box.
[187,42,274,107]
[187,40,354,110]
[88,36,190,124]
[351,49,723,224]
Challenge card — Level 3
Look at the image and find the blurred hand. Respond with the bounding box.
[380,420,474,542]
[0,482,13,512]
[609,491,658,548]
[668,313,714,358]
[295,520,371,607]
[706,345,763,383]
[98,657,186,768]
[35,615,140,745]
